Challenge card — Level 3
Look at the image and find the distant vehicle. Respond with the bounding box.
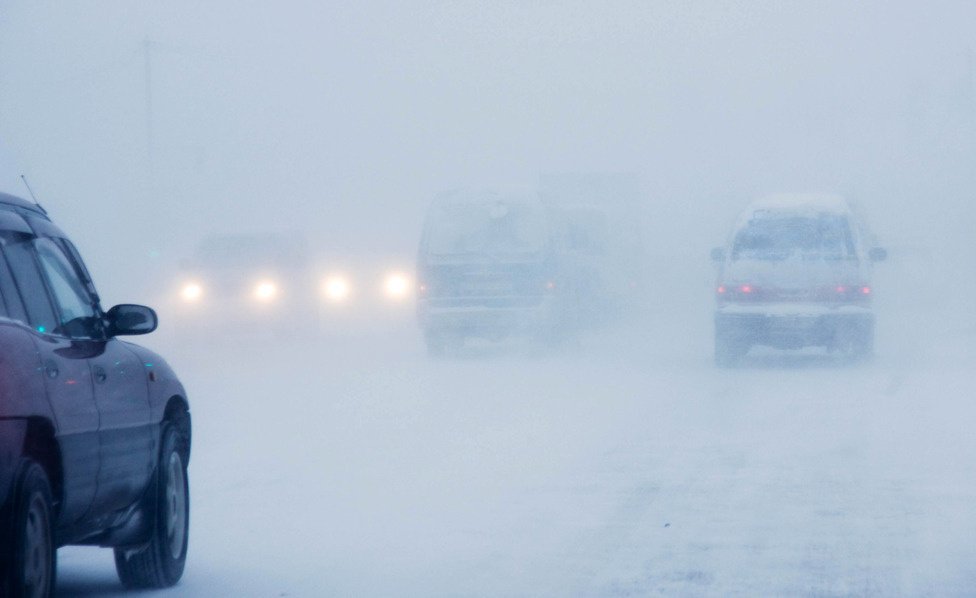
[416,189,567,355]
[172,233,414,334]
[711,194,887,366]
[416,179,644,355]
[539,173,645,324]
[172,232,313,331]
[0,192,190,596]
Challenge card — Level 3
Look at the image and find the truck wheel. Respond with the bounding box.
[4,461,56,598]
[114,422,189,589]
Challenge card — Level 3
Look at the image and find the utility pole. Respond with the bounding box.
[143,36,155,195]
[967,48,974,114]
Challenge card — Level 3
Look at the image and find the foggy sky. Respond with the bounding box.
[1,1,973,304]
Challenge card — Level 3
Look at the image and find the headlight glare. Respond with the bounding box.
[383,272,411,300]
[254,280,279,302]
[181,282,203,302]
[323,276,351,302]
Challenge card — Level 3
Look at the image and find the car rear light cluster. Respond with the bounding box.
[833,285,872,301]
[715,284,760,301]
[716,283,872,303]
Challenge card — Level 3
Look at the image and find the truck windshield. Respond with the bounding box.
[732,214,855,261]
[425,201,547,256]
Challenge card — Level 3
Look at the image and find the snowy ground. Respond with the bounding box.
[55,299,976,597]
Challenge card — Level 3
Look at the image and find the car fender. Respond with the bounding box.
[121,343,188,423]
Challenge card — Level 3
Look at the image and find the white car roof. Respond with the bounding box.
[735,193,852,227]
[746,193,850,214]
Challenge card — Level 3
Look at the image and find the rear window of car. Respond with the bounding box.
[732,214,855,261]
[425,200,549,256]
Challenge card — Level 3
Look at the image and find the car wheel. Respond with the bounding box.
[715,331,747,368]
[3,461,56,598]
[837,321,874,363]
[114,422,189,589]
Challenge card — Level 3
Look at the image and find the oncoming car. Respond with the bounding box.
[173,232,313,331]
[711,194,887,366]
[172,233,415,335]
[0,192,190,596]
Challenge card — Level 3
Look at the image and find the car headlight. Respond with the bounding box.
[180,282,204,303]
[253,280,279,302]
[383,272,411,300]
[323,276,351,302]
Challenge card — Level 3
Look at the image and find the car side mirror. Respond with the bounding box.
[710,247,726,262]
[107,304,158,336]
[868,247,888,262]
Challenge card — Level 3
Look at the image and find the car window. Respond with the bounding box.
[2,234,59,334]
[0,247,12,319]
[732,214,855,262]
[59,238,100,299]
[0,252,27,323]
[33,237,100,338]
[425,200,549,256]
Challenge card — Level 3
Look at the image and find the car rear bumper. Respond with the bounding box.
[418,297,556,337]
[716,303,874,350]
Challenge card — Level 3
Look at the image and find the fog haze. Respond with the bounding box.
[1,2,974,596]
[3,3,973,284]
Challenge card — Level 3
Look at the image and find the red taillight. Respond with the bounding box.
[716,283,758,301]
[831,284,872,300]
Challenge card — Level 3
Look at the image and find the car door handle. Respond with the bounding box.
[44,359,59,379]
[94,366,108,384]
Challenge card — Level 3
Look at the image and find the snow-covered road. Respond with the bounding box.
[55,306,976,596]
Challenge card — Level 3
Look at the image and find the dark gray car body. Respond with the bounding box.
[0,191,189,553]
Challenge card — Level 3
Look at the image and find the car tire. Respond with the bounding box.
[114,422,189,589]
[3,460,56,598]
[715,331,747,368]
[837,320,874,363]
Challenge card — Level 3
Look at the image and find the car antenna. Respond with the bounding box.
[19,174,48,214]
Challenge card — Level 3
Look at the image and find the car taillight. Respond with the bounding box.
[716,283,761,302]
[831,284,872,302]
[716,283,872,303]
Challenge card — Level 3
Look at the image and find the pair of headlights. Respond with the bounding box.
[179,272,413,304]
[322,273,412,302]
[178,280,278,303]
